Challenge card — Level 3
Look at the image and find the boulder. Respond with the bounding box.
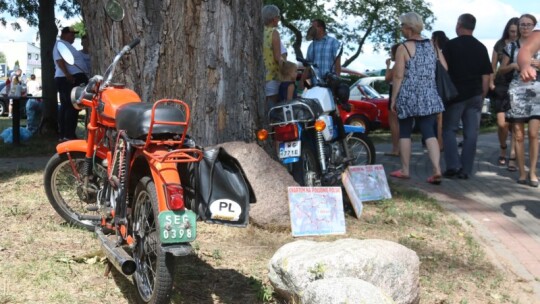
[302,278,395,304]
[218,142,296,230]
[268,238,420,304]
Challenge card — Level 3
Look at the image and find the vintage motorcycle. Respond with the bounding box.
[43,7,253,303]
[258,57,376,186]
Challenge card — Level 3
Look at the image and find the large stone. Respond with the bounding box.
[218,142,296,231]
[268,238,420,304]
[302,278,395,304]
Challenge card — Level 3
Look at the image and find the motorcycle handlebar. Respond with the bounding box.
[102,37,141,89]
[128,38,140,50]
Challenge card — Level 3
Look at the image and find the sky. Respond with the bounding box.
[0,0,538,72]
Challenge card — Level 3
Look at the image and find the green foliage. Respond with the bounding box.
[0,0,80,29]
[0,51,6,63]
[72,21,86,37]
[264,0,435,67]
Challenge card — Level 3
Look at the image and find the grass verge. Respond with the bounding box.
[0,170,535,303]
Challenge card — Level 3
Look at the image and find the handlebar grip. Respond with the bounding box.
[128,38,140,50]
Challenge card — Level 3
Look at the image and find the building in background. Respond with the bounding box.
[0,40,41,80]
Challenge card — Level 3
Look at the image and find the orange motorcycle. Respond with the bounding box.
[44,38,254,304]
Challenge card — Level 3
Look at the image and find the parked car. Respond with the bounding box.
[356,76,390,98]
[340,80,389,133]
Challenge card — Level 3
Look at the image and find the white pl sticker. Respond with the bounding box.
[209,199,242,221]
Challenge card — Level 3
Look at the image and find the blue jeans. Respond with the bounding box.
[442,95,483,175]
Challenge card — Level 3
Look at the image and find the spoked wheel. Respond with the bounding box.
[44,152,103,231]
[132,176,174,304]
[292,144,321,186]
[346,132,376,165]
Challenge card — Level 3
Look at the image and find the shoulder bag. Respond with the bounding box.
[435,49,458,103]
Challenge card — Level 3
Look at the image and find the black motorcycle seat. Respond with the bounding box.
[115,102,185,139]
[269,98,324,124]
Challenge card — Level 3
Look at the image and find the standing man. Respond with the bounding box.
[300,19,341,90]
[53,26,89,141]
[442,14,492,179]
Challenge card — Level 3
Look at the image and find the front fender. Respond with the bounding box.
[55,139,108,160]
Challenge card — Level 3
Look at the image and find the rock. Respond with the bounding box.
[268,238,420,304]
[218,142,296,231]
[301,278,395,304]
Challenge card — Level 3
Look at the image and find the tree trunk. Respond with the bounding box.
[80,0,264,146]
[38,0,59,136]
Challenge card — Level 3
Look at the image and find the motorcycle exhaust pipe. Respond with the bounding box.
[96,228,137,276]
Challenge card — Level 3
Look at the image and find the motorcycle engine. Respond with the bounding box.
[329,142,345,165]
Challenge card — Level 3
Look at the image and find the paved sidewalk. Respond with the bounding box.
[376,132,540,300]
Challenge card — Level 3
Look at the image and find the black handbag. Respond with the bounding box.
[435,52,458,103]
[179,146,256,227]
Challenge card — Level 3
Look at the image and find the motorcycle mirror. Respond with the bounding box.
[57,42,75,65]
[104,0,125,22]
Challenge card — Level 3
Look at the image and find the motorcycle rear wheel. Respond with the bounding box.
[346,132,376,165]
[44,152,102,231]
[132,176,174,304]
[292,143,321,186]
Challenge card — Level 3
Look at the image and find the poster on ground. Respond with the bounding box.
[342,164,392,218]
[288,187,345,237]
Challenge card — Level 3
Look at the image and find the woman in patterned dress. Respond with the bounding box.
[500,14,540,187]
[389,12,446,185]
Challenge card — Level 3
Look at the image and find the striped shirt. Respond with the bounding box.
[306,35,340,79]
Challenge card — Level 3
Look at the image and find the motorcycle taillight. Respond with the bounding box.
[165,184,185,211]
[274,124,299,142]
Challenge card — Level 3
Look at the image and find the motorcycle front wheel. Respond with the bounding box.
[346,132,376,165]
[44,152,103,231]
[132,176,174,304]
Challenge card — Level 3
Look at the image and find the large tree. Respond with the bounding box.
[79,0,264,146]
[264,0,434,67]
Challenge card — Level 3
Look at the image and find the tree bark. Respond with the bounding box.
[38,0,59,136]
[80,0,264,146]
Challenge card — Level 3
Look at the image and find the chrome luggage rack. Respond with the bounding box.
[267,98,320,126]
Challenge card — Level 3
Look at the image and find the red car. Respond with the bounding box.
[340,81,389,133]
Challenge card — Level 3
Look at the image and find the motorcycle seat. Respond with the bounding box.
[115,102,186,139]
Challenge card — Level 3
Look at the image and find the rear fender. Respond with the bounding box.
[145,152,181,213]
[55,140,108,160]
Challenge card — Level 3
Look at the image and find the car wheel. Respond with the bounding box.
[347,115,370,134]
[0,101,6,116]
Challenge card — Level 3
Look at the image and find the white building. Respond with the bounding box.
[0,40,41,79]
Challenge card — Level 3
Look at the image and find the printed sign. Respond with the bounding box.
[342,165,392,218]
[288,187,346,237]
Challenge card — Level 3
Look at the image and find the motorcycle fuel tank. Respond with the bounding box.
[301,87,336,114]
[99,86,142,120]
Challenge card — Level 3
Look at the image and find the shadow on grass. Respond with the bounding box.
[111,254,263,304]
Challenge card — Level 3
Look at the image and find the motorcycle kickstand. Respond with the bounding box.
[104,261,113,277]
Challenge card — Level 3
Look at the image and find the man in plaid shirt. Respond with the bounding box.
[300,19,341,89]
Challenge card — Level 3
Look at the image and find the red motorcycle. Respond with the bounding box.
[44,38,254,304]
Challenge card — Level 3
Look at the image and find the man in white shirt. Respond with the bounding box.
[53,26,89,141]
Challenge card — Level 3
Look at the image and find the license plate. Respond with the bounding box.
[158,210,197,244]
[279,140,301,158]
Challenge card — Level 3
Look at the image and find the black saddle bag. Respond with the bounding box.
[180,146,255,227]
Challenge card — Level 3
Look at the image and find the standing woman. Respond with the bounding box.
[262,5,283,113]
[390,12,446,184]
[431,31,450,151]
[501,14,540,187]
[491,17,519,169]
[384,43,400,157]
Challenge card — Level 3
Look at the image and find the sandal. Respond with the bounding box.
[427,175,442,185]
[497,156,506,166]
[507,158,517,172]
[390,170,410,179]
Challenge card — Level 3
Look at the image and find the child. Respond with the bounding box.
[278,61,298,102]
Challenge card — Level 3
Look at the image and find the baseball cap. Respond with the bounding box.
[61,26,78,34]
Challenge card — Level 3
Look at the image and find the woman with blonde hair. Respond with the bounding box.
[389,12,446,185]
